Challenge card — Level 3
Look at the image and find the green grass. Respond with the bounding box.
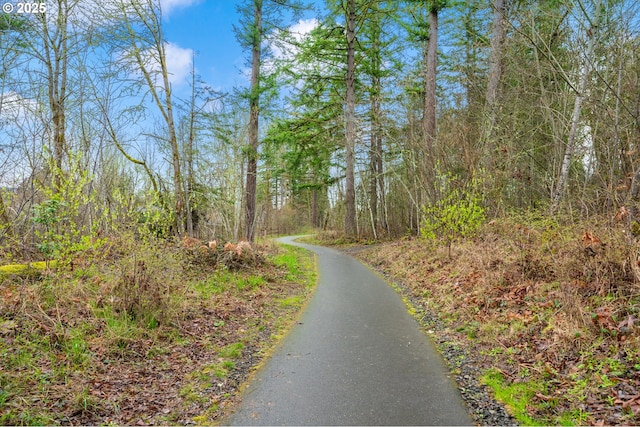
[0,332,57,424]
[279,295,303,308]
[480,366,588,425]
[194,275,227,297]
[0,408,55,426]
[555,409,589,426]
[236,275,265,291]
[273,245,316,286]
[195,270,267,295]
[0,234,319,425]
[60,322,95,367]
[272,251,300,280]
[92,306,153,356]
[219,342,244,359]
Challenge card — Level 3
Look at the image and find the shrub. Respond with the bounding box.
[109,240,182,327]
[421,171,485,256]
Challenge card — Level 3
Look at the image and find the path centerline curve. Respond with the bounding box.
[226,236,473,426]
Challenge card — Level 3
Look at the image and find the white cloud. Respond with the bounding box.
[257,18,319,79]
[0,92,38,121]
[289,18,318,42]
[160,0,202,16]
[129,41,193,87]
[165,42,194,85]
[271,18,318,60]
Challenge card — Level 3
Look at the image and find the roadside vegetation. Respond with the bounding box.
[0,234,315,425]
[346,212,640,426]
[1,1,640,425]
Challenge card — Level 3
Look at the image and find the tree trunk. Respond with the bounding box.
[377,131,388,234]
[422,5,438,196]
[186,54,197,236]
[551,1,601,213]
[486,0,505,116]
[244,0,262,242]
[157,22,185,236]
[482,0,506,158]
[614,54,631,177]
[42,0,71,190]
[369,28,381,234]
[344,0,357,237]
[312,186,319,228]
[118,0,186,235]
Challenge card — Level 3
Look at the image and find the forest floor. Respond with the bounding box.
[0,235,315,425]
[316,214,640,426]
[3,217,639,426]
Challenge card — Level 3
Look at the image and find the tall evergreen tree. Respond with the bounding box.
[235,0,307,242]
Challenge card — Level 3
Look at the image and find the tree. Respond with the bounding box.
[108,0,186,235]
[0,14,30,240]
[482,0,506,165]
[361,1,397,237]
[266,12,347,232]
[239,0,262,242]
[551,0,602,212]
[421,1,446,197]
[263,111,336,230]
[344,0,357,236]
[28,0,80,190]
[235,0,307,242]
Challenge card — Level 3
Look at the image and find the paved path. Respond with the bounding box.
[226,236,473,426]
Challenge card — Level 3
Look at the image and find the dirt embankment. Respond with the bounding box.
[349,217,640,426]
[0,237,315,425]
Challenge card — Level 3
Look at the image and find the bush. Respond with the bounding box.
[421,172,485,256]
[107,237,182,327]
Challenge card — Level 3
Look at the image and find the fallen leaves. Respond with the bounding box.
[1,242,313,425]
[354,224,640,426]
[616,394,640,417]
[592,308,639,341]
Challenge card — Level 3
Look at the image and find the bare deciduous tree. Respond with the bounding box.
[111,0,186,234]
[551,0,602,213]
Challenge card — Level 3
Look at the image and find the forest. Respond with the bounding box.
[0,0,638,242]
[1,0,640,425]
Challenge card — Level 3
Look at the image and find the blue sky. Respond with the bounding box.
[159,0,319,95]
[162,1,244,91]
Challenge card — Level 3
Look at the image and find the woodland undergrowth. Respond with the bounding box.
[0,233,315,425]
[353,213,640,426]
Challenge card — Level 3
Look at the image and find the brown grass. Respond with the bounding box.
[356,215,640,425]
[0,234,315,425]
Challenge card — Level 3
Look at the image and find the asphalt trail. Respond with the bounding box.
[226,236,473,426]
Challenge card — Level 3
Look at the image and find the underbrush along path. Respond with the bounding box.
[227,236,472,426]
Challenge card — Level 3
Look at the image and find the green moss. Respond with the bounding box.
[0,261,57,277]
[191,404,219,425]
[200,361,235,380]
[179,383,207,403]
[480,368,545,426]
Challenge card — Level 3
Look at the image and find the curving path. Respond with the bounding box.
[226,236,473,426]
